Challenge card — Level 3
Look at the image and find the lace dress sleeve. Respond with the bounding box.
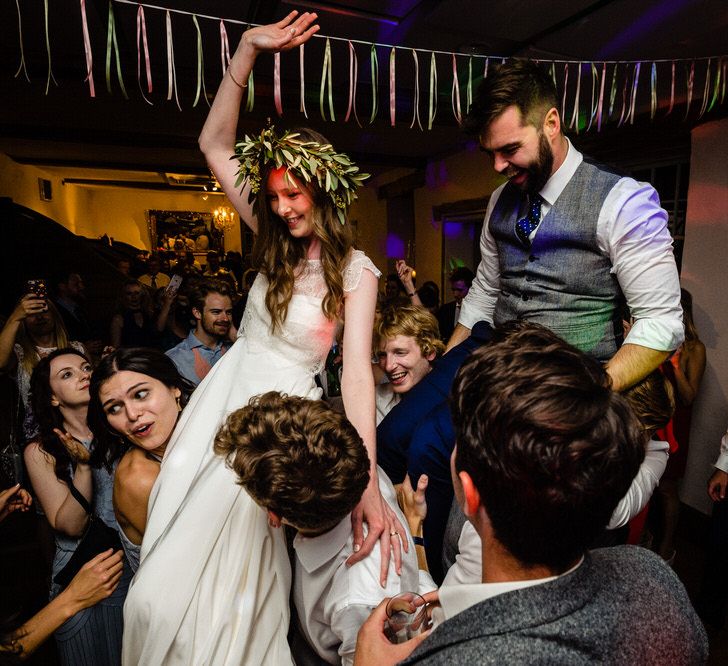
[343,250,382,293]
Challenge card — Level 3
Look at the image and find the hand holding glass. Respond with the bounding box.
[383,592,432,644]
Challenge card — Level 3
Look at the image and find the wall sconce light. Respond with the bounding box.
[213,205,236,232]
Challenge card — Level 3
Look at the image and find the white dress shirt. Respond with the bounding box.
[293,467,436,665]
[459,139,684,353]
[442,439,669,587]
[714,430,728,473]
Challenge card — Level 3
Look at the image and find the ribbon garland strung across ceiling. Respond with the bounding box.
[10,0,728,133]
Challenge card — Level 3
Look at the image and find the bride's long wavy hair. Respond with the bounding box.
[251,128,354,332]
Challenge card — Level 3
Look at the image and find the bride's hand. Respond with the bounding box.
[347,479,408,587]
[237,11,319,59]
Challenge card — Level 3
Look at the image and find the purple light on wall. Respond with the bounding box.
[596,0,693,59]
[386,234,405,258]
[443,221,462,239]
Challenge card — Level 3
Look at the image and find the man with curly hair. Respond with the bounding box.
[214,392,436,666]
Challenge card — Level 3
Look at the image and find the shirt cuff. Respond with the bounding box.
[715,433,728,473]
[624,317,684,352]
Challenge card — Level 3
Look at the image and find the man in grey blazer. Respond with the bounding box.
[355,322,707,665]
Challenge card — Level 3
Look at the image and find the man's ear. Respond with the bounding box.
[458,471,482,519]
[425,348,437,363]
[267,510,282,529]
[191,307,202,322]
[542,106,561,139]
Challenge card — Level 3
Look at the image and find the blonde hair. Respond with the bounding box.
[16,301,71,377]
[251,128,354,333]
[374,303,445,359]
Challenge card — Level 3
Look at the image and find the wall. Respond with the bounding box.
[0,154,242,252]
[679,117,728,515]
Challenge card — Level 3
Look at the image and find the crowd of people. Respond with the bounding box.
[0,10,724,666]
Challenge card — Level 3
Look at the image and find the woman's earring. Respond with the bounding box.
[176,396,182,412]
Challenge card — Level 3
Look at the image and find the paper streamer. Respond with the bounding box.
[44,0,58,94]
[466,56,473,113]
[684,60,695,120]
[136,5,153,105]
[608,63,618,119]
[106,1,128,99]
[451,54,462,125]
[219,20,231,78]
[428,51,438,130]
[165,11,181,110]
[697,58,711,119]
[569,62,582,133]
[586,62,598,131]
[319,38,335,121]
[344,41,361,125]
[13,0,30,81]
[369,44,379,124]
[650,62,657,119]
[722,59,727,104]
[274,52,283,116]
[389,47,396,127]
[192,15,209,107]
[666,61,676,116]
[707,57,721,113]
[484,57,489,80]
[561,63,569,120]
[79,0,94,95]
[628,62,640,124]
[617,66,629,127]
[299,44,308,118]
[410,49,422,130]
[596,62,606,131]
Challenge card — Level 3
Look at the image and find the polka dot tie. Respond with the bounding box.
[515,194,544,246]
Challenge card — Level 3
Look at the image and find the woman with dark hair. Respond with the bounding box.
[87,348,194,572]
[22,348,130,665]
[123,12,401,666]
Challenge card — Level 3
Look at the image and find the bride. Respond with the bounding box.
[122,11,404,665]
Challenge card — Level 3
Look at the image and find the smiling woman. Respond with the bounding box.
[87,348,195,573]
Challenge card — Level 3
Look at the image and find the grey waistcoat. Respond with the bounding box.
[490,159,625,361]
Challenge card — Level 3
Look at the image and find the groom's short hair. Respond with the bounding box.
[214,392,370,533]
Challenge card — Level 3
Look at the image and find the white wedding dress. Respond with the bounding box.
[122,251,380,665]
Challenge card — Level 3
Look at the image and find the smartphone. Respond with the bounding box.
[166,274,184,297]
[26,279,47,299]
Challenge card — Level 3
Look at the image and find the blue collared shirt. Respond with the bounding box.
[165,330,231,386]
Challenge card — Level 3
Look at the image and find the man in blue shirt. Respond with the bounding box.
[166,280,233,386]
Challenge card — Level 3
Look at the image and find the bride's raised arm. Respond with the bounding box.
[198,11,319,233]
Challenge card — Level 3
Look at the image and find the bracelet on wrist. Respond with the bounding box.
[408,291,416,297]
[413,535,425,546]
[228,68,248,90]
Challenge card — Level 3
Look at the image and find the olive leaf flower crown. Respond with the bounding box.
[233,126,370,225]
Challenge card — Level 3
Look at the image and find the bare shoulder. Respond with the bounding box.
[115,449,160,501]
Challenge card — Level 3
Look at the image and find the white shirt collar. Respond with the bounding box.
[539,137,583,206]
[434,556,585,627]
[293,515,352,574]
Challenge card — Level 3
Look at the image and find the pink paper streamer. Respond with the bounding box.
[219,20,230,78]
[274,52,283,116]
[666,61,676,116]
[561,63,569,120]
[484,57,489,80]
[136,5,153,105]
[165,11,181,111]
[451,54,462,125]
[410,49,422,130]
[299,44,308,118]
[344,41,361,126]
[389,47,396,127]
[80,0,94,96]
[596,62,606,131]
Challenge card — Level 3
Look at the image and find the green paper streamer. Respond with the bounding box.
[707,59,720,112]
[369,44,379,124]
[428,51,437,130]
[697,58,711,119]
[43,0,58,94]
[105,1,128,99]
[608,63,618,119]
[319,38,335,121]
[192,15,209,108]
